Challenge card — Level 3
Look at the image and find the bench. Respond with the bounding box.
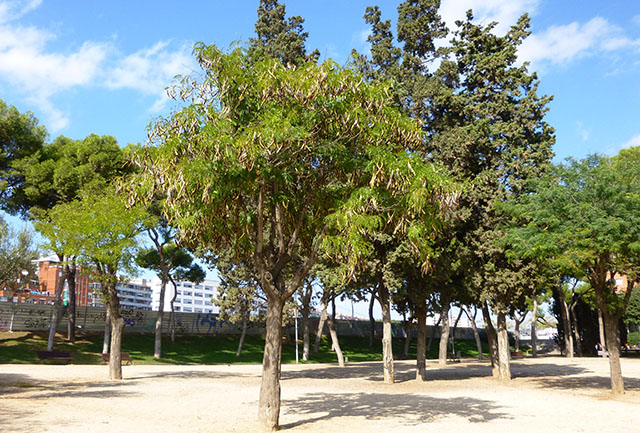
[102,352,133,365]
[37,351,73,364]
[447,351,461,362]
[511,351,526,358]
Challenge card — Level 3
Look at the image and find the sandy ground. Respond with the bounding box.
[1,356,640,433]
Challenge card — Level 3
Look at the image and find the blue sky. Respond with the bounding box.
[1,0,639,160]
[2,0,640,318]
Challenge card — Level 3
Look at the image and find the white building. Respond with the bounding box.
[117,278,153,310]
[87,278,153,310]
[150,278,219,314]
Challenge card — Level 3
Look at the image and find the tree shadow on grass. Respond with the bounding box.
[281,392,509,429]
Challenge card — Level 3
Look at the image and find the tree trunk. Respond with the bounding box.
[598,309,607,350]
[464,306,483,360]
[313,296,328,353]
[154,278,167,359]
[66,262,76,343]
[570,297,583,357]
[531,297,538,358]
[482,301,500,377]
[496,311,512,381]
[438,301,450,366]
[106,280,124,380]
[555,286,573,357]
[603,312,624,395]
[369,290,376,347]
[109,314,125,380]
[377,282,394,384]
[403,318,412,357]
[330,296,337,351]
[169,277,177,343]
[258,296,285,430]
[451,307,463,339]
[326,312,344,367]
[236,316,248,357]
[415,302,427,381]
[301,281,312,361]
[103,306,111,354]
[514,315,521,352]
[427,316,441,352]
[9,301,16,332]
[47,263,66,352]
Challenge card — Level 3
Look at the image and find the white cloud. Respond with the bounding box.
[621,133,640,149]
[440,0,540,35]
[576,121,590,142]
[519,17,614,67]
[0,0,196,130]
[518,17,640,70]
[0,7,110,131]
[0,0,41,24]
[106,41,196,113]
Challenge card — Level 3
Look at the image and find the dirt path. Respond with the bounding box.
[1,356,639,432]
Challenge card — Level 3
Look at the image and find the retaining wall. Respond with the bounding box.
[0,302,478,339]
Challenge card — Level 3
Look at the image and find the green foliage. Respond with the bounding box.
[135,242,204,284]
[0,99,47,215]
[248,0,318,66]
[210,248,266,324]
[624,288,640,328]
[34,188,147,290]
[12,133,132,216]
[0,216,38,288]
[131,43,443,305]
[505,153,640,317]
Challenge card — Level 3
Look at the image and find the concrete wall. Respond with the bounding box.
[0,302,479,339]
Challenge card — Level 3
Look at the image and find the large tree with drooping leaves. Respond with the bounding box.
[129,41,451,429]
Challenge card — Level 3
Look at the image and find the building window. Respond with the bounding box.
[194,308,203,313]
[184,307,192,312]
[194,300,203,305]
[194,292,203,297]
[183,291,192,296]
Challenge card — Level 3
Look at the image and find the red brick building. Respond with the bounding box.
[37,257,102,307]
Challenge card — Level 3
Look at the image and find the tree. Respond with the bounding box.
[0,99,47,216]
[36,188,145,379]
[248,0,318,66]
[135,222,205,358]
[210,249,265,357]
[357,3,555,382]
[0,217,38,330]
[13,133,132,342]
[129,43,448,429]
[505,153,640,394]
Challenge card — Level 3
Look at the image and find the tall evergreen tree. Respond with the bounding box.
[248,0,318,66]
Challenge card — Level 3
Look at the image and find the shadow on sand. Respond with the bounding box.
[282,359,589,384]
[281,392,509,429]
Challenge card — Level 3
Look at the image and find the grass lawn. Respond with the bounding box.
[0,330,490,365]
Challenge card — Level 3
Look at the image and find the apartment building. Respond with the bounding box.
[150,278,219,313]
